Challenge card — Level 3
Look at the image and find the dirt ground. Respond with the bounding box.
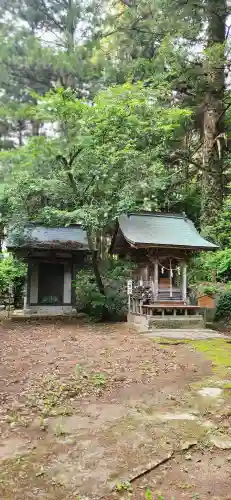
[0,320,231,500]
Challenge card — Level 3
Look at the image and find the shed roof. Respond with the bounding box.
[7,225,89,251]
[114,213,218,250]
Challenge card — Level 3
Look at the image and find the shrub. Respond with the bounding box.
[0,254,26,296]
[74,258,134,321]
[215,291,231,321]
[196,283,218,297]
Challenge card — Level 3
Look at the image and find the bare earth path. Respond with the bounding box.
[0,321,231,500]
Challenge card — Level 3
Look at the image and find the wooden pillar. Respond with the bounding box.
[25,262,31,310]
[154,260,159,301]
[182,262,187,303]
[170,259,173,298]
[23,282,28,310]
[71,262,76,308]
[144,265,148,283]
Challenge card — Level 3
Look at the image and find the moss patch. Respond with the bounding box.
[151,338,191,346]
[153,337,231,376]
[191,339,231,376]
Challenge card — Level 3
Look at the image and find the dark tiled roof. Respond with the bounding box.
[118,213,218,249]
[7,226,89,250]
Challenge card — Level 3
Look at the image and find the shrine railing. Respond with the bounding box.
[130,280,183,303]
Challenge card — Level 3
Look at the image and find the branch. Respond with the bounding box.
[179,1,228,22]
[226,24,231,40]
[36,0,64,32]
[56,150,98,206]
[69,147,83,167]
[56,154,78,194]
[120,0,134,6]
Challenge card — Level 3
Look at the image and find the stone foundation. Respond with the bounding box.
[23,305,75,316]
[149,316,204,329]
[128,312,205,330]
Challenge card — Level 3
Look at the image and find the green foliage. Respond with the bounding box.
[214,203,231,248]
[189,250,231,284]
[74,259,133,320]
[0,255,26,295]
[0,0,103,151]
[1,84,192,231]
[211,249,231,281]
[75,269,107,320]
[114,480,132,492]
[92,373,107,387]
[196,283,218,297]
[145,489,152,500]
[54,424,66,437]
[215,291,231,321]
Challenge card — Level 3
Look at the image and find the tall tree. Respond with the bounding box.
[102,0,229,231]
[201,0,227,233]
[0,0,104,149]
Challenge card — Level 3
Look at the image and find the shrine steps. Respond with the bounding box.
[154,301,185,307]
[158,289,182,301]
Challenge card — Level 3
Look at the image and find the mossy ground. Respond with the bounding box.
[153,337,231,375]
[191,339,231,377]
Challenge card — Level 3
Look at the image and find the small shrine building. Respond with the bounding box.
[111,212,218,319]
[7,225,89,315]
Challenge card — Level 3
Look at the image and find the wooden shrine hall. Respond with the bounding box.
[7,225,89,316]
[111,212,218,324]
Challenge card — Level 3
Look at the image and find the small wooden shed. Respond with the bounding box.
[7,225,90,315]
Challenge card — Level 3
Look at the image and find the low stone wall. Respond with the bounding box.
[128,312,205,330]
[149,316,204,329]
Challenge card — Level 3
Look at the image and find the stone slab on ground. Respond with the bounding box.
[141,328,229,340]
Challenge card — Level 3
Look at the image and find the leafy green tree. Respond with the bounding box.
[1,84,191,292]
[101,0,229,231]
[0,0,105,152]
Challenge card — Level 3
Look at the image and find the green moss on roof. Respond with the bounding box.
[7,226,89,250]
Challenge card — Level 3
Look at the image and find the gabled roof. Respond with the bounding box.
[112,213,218,250]
[7,225,89,251]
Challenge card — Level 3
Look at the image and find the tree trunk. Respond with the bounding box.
[66,0,75,53]
[62,0,76,89]
[87,231,106,295]
[201,0,227,234]
[17,120,24,146]
[31,120,40,136]
[64,164,106,296]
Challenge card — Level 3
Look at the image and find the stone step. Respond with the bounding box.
[158,294,182,299]
[158,292,182,295]
[154,301,185,307]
